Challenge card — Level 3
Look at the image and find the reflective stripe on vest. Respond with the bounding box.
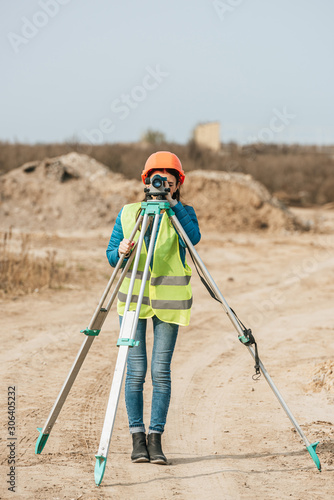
[151,297,193,310]
[126,270,151,280]
[118,292,192,310]
[150,275,191,286]
[118,291,150,306]
[117,202,193,326]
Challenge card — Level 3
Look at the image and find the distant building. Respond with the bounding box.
[193,121,221,151]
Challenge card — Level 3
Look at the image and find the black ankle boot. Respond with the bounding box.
[131,432,149,463]
[147,433,167,465]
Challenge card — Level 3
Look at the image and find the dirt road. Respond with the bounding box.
[1,224,333,499]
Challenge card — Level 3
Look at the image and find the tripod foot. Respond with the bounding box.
[307,441,321,471]
[95,455,107,485]
[35,427,49,454]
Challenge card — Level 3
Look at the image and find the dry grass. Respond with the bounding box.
[0,229,73,296]
[309,360,334,393]
[1,140,334,205]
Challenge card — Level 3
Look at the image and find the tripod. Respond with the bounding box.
[35,198,321,486]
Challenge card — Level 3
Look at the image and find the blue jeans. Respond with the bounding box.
[121,315,178,434]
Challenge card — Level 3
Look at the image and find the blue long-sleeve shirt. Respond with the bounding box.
[106,202,201,268]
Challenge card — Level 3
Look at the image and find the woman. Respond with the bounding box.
[106,151,201,465]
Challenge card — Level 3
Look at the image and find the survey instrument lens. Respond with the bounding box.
[152,175,165,189]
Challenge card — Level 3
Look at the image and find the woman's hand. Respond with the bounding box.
[163,180,177,206]
[118,239,134,257]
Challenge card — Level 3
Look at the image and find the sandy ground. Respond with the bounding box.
[1,213,334,500]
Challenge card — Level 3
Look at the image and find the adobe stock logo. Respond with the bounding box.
[246,107,296,143]
[213,0,244,21]
[7,0,72,54]
[81,65,169,145]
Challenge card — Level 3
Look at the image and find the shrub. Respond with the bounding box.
[0,229,72,296]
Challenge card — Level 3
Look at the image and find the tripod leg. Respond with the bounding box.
[247,345,321,470]
[95,311,137,485]
[95,212,161,485]
[35,216,143,454]
[169,213,321,471]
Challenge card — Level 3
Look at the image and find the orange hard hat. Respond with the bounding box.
[141,151,185,185]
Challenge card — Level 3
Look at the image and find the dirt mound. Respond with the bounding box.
[308,360,334,393]
[0,153,307,233]
[0,152,142,232]
[186,170,307,232]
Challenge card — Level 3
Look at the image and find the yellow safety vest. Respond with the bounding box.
[117,202,192,326]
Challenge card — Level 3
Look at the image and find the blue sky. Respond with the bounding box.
[1,0,333,145]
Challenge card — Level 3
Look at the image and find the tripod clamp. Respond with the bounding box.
[238,327,261,379]
[116,338,140,347]
[81,328,100,336]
